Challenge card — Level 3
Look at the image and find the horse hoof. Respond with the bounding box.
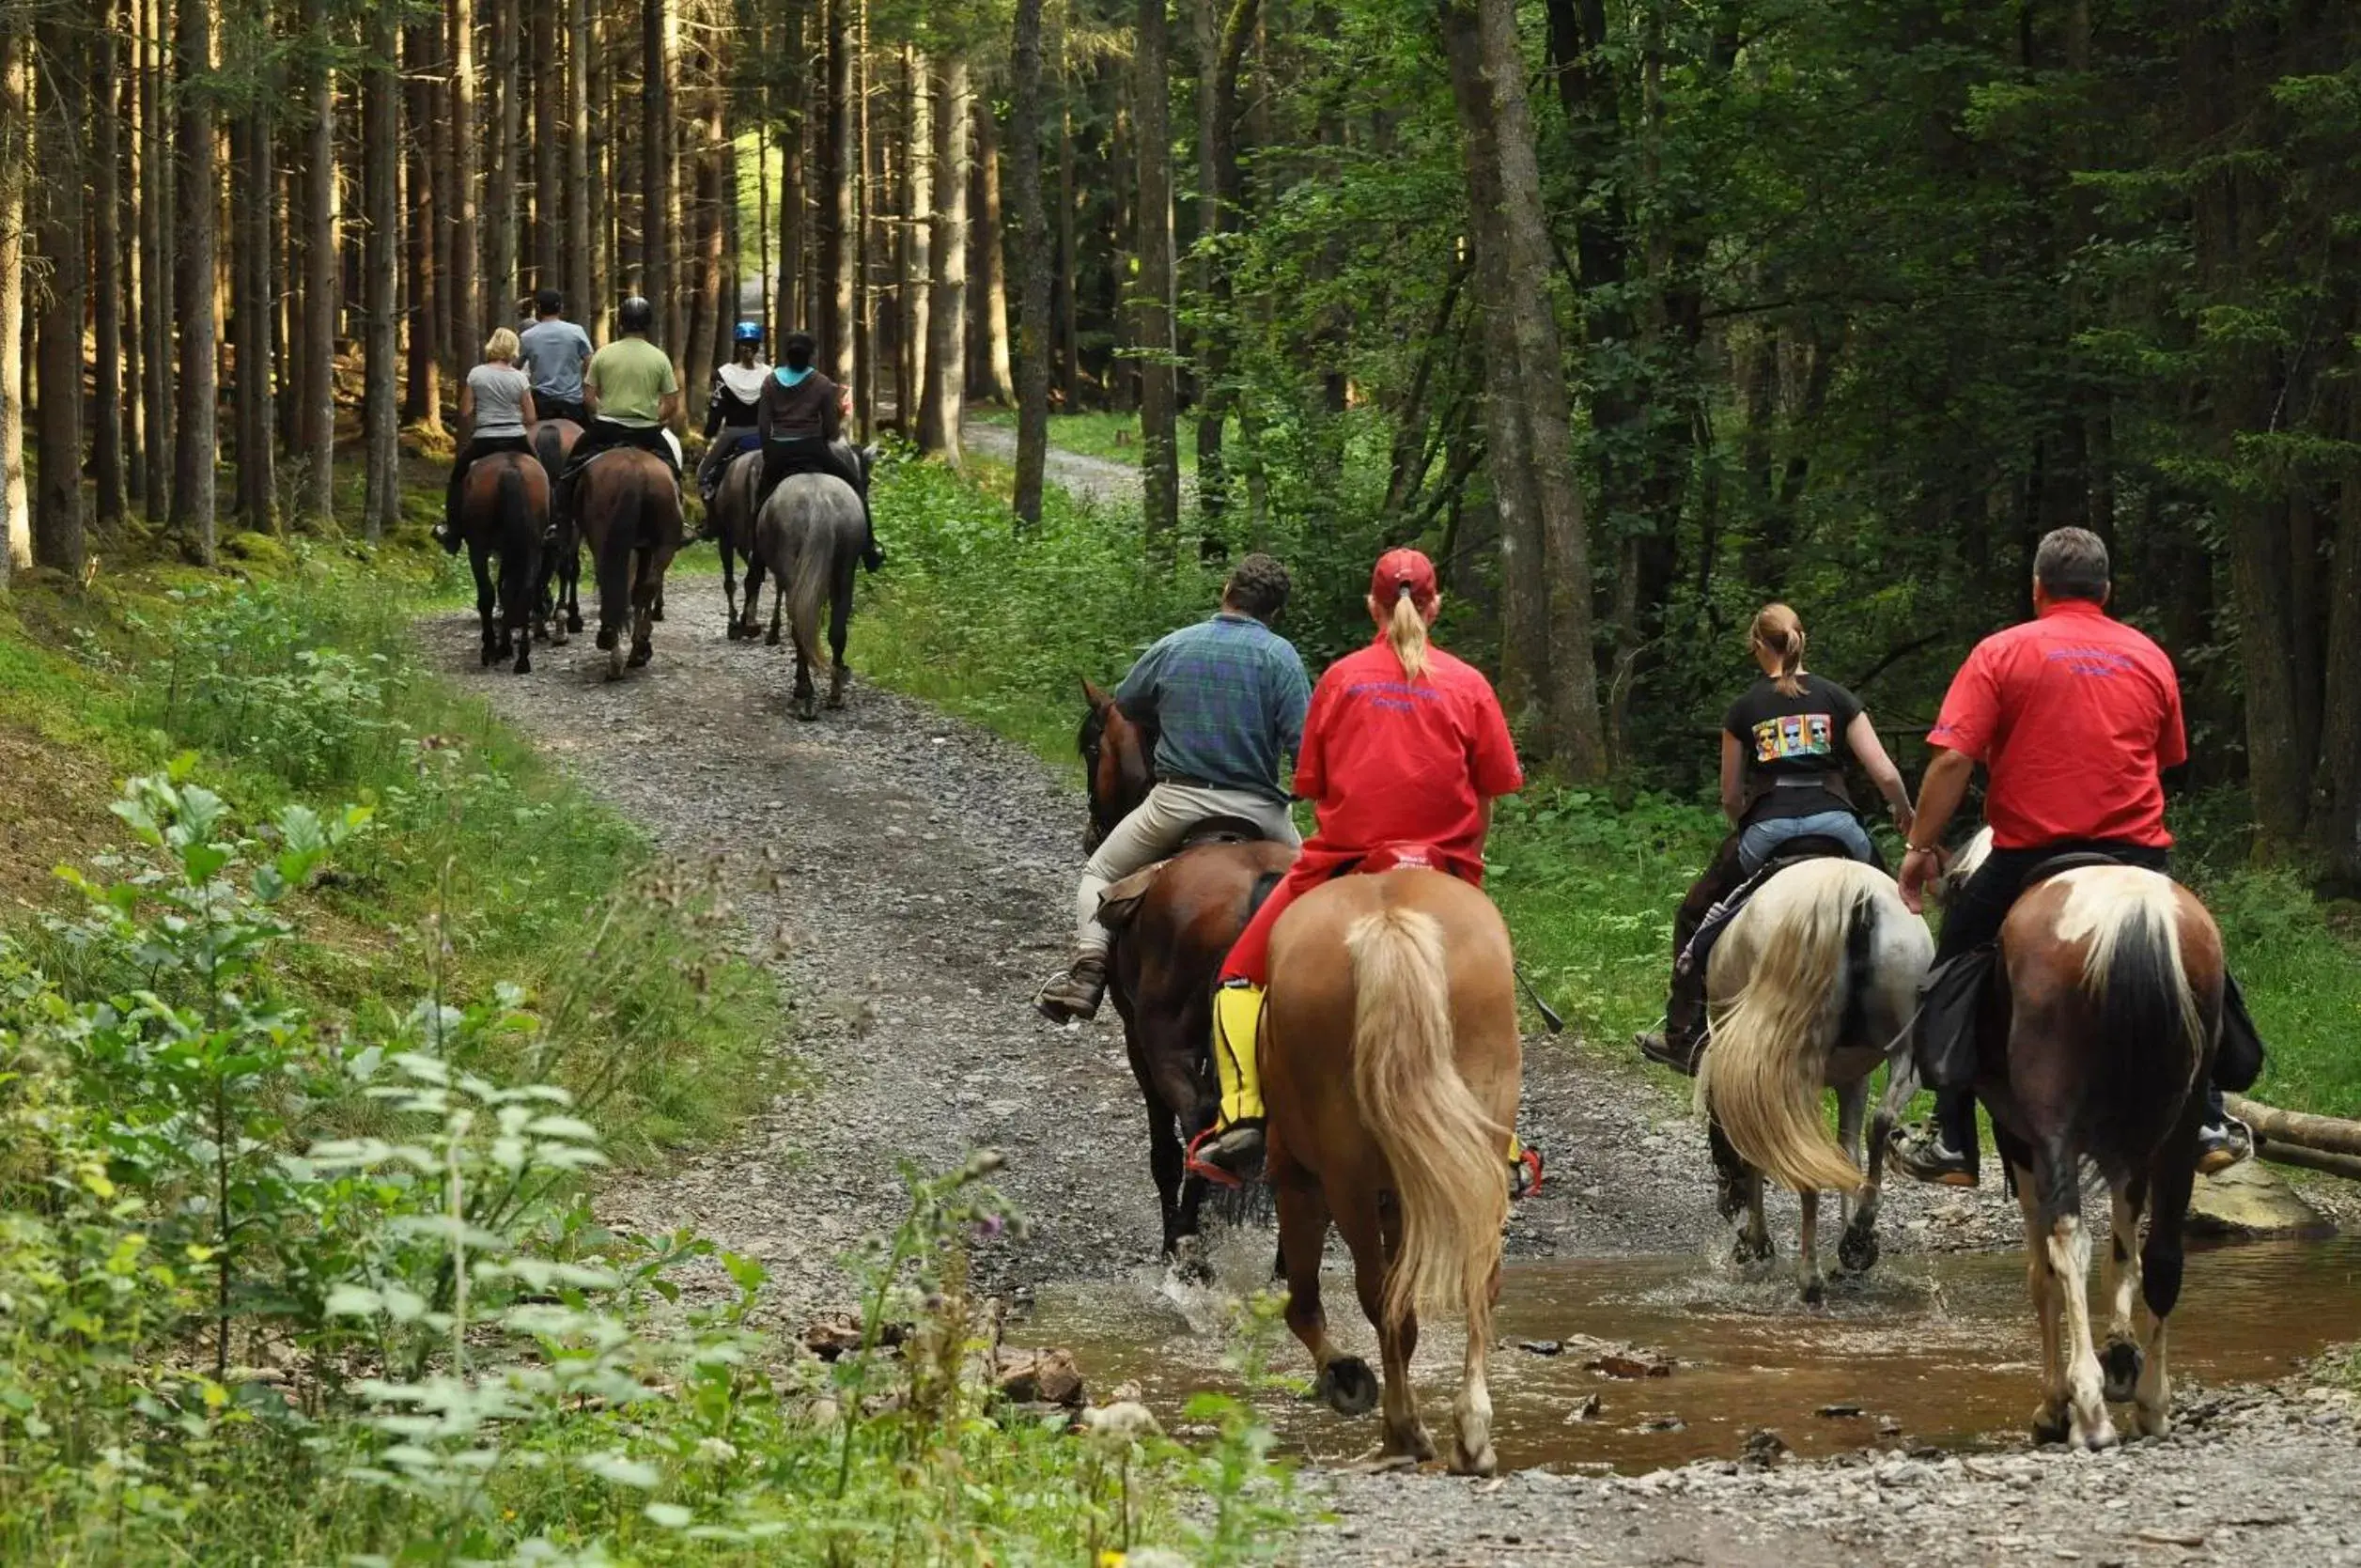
[2101,1340,2143,1405]
[479,645,495,667]
[725,621,741,642]
[1732,1234,1775,1266]
[2132,1405,2171,1440]
[1450,1441,1498,1479]
[1165,1235,1214,1289]
[627,645,652,669]
[794,699,817,722]
[567,613,583,633]
[651,606,665,623]
[1317,1357,1379,1418]
[2030,1403,2072,1447]
[2077,1419,2120,1452]
[595,628,617,651]
[1837,1225,1881,1275]
[766,629,781,646]
[551,629,568,647]
[1800,1276,1826,1307]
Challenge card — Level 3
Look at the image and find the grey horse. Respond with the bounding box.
[751,471,866,720]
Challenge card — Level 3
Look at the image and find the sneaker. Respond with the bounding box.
[1186,1121,1266,1188]
[1636,1029,1703,1077]
[1887,1121,1977,1188]
[2197,1116,2253,1176]
[1512,1145,1545,1201]
[1033,954,1108,1024]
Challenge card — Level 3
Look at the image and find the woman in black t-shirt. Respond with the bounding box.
[1637,604,1915,1076]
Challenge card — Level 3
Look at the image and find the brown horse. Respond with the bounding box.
[457,451,549,675]
[531,418,583,642]
[1964,850,2223,1451]
[1265,868,1516,1476]
[710,447,766,640]
[575,447,684,680]
[1080,681,1294,1276]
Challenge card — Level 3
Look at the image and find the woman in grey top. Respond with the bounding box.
[437,328,540,553]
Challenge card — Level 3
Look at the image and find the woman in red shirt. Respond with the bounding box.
[1191,548,1526,1182]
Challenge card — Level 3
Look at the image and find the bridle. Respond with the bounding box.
[1079,701,1154,853]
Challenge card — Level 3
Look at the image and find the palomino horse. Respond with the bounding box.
[1693,856,1933,1303]
[575,447,684,680]
[751,472,865,720]
[456,451,549,675]
[1266,868,1517,1476]
[1079,681,1294,1275]
[1949,832,2223,1451]
[709,448,767,640]
[531,418,584,642]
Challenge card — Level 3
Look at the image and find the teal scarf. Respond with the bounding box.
[774,365,814,387]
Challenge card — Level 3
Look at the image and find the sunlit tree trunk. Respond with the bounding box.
[448,0,480,357]
[298,0,336,525]
[917,54,969,461]
[566,0,592,315]
[139,0,174,522]
[0,19,25,580]
[1008,0,1050,521]
[644,0,679,361]
[94,0,129,530]
[402,16,443,429]
[230,23,278,535]
[899,45,930,426]
[852,0,874,435]
[1055,85,1077,410]
[363,2,400,537]
[33,8,86,573]
[973,96,1016,406]
[822,0,853,380]
[776,0,807,341]
[1133,0,1180,542]
[489,0,521,326]
[172,0,220,565]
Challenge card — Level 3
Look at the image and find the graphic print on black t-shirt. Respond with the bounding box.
[1722,674,1864,822]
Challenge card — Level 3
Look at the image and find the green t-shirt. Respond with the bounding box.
[585,337,678,427]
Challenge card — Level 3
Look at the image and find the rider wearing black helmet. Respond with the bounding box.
[695,320,769,512]
[554,295,682,524]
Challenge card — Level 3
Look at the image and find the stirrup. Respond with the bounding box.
[1512,1145,1545,1201]
[1185,1124,1260,1189]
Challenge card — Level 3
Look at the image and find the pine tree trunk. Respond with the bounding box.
[689,49,724,372]
[645,0,679,361]
[776,0,807,341]
[1008,0,1051,522]
[900,47,930,427]
[918,54,969,461]
[1195,0,1256,521]
[364,4,400,537]
[489,0,520,327]
[139,0,173,522]
[402,18,443,429]
[1056,92,1077,409]
[0,20,25,579]
[1133,0,1180,543]
[531,0,557,290]
[33,10,85,572]
[122,36,146,505]
[852,0,874,435]
[567,0,593,320]
[974,97,1016,406]
[449,0,480,357]
[299,0,336,525]
[824,0,854,381]
[93,2,127,529]
[171,0,218,565]
[232,70,278,533]
[588,8,612,337]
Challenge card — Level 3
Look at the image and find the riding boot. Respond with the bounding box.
[1638,969,1710,1076]
[1891,1088,1980,1188]
[1188,981,1267,1185]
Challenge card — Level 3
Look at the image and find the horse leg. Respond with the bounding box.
[2015,1162,2070,1445]
[1278,1180,1375,1418]
[1843,1063,1913,1275]
[1733,1169,1773,1265]
[1452,1250,1501,1478]
[741,551,767,640]
[562,531,582,635]
[506,545,535,675]
[2133,1128,2198,1439]
[2037,1143,2117,1451]
[766,572,784,646]
[827,555,855,708]
[722,539,741,639]
[1350,1195,1433,1465]
[2099,1181,2147,1405]
[472,544,499,666]
[1797,1188,1825,1306]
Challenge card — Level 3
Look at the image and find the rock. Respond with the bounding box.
[1563,1393,1604,1423]
[802,1315,911,1361]
[997,1347,1086,1407]
[1741,1428,1790,1468]
[1081,1400,1161,1442]
[1587,1350,1675,1380]
[1517,1339,1564,1357]
[1815,1403,1864,1419]
[2184,1159,2336,1241]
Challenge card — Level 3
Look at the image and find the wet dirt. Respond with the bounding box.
[1025,1238,2361,1474]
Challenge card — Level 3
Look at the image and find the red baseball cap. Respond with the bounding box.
[1371,547,1439,611]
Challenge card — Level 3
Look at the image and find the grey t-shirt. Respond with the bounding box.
[467,364,532,439]
[519,318,594,403]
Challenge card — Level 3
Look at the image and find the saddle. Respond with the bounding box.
[1677,835,1861,986]
[1095,819,1289,935]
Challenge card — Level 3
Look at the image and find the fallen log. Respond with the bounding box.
[2225,1094,2361,1160]
[2252,1138,2361,1184]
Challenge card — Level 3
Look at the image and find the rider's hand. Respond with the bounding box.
[1899,846,1943,915]
[1890,800,1916,840]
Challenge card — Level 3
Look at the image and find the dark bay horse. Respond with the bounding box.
[531,417,583,641]
[1265,868,1517,1475]
[709,448,766,640]
[1081,679,1294,1277]
[751,472,864,720]
[1693,857,1932,1302]
[1948,835,2224,1451]
[575,447,683,680]
[458,451,549,675]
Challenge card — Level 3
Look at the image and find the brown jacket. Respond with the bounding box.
[757,369,843,444]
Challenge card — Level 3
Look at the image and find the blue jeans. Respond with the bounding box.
[1738,810,1873,875]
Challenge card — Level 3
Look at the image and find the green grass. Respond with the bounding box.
[969,408,1213,472]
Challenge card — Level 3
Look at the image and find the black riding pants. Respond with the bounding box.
[1664,831,1747,1048]
[444,435,535,548]
[698,424,761,497]
[536,396,590,426]
[1933,840,2234,1157]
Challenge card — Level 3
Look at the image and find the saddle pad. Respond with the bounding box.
[2023,850,2133,887]
[1677,842,1859,981]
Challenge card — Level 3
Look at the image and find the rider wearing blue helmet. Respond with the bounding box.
[696,321,770,514]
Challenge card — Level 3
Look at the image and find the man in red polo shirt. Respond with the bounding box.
[1890,526,2256,1185]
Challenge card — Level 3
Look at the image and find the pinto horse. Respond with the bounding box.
[575,447,684,680]
[1080,681,1293,1276]
[1944,833,2223,1451]
[1692,856,1933,1303]
[531,418,584,642]
[457,451,549,675]
[1266,867,1516,1476]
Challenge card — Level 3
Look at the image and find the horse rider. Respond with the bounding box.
[1190,548,1526,1185]
[518,287,595,426]
[433,326,538,554]
[1636,602,1916,1075]
[697,320,769,515]
[1890,526,2259,1186]
[1033,552,1312,1025]
[756,331,885,572]
[552,295,681,525]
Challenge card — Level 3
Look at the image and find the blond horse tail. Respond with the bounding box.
[2054,867,2209,1133]
[1696,868,1872,1196]
[1347,905,1508,1337]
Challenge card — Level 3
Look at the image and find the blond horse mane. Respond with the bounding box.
[1344,905,1509,1334]
[1695,859,1878,1196]
[2051,866,2207,1081]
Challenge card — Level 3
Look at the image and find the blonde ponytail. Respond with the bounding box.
[1388,590,1432,681]
[1751,603,1808,697]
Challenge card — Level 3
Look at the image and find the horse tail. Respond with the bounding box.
[494,458,527,543]
[2053,868,2211,1147]
[1696,862,1873,1197]
[784,482,834,665]
[1346,902,1507,1337]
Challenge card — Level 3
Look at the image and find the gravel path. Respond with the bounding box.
[421,554,2361,1564]
[959,415,1167,510]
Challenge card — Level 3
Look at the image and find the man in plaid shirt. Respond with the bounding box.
[1034,553,1313,1023]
